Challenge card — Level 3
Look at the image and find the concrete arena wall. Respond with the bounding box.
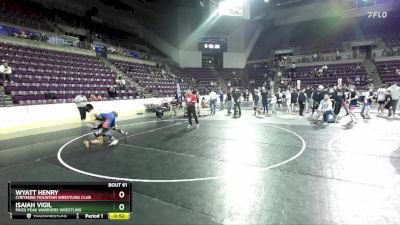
[0,98,172,135]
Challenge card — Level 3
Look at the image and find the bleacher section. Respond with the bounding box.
[245,64,273,90]
[383,32,400,47]
[112,60,189,97]
[172,67,218,94]
[0,42,137,105]
[376,60,400,83]
[220,68,248,90]
[0,0,54,32]
[283,63,369,87]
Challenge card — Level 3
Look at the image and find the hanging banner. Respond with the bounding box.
[338,78,342,85]
[297,80,301,89]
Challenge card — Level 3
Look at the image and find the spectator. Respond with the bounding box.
[89,94,96,102]
[185,89,199,129]
[89,93,103,101]
[107,86,117,99]
[95,94,103,101]
[0,62,13,84]
[313,53,318,61]
[219,89,224,110]
[41,32,49,42]
[318,94,334,125]
[232,87,242,117]
[74,93,87,121]
[116,75,126,89]
[20,31,28,39]
[291,62,296,72]
[336,49,341,60]
[355,75,360,85]
[305,86,313,112]
[290,89,298,112]
[209,89,217,115]
[201,97,207,108]
[226,91,232,115]
[298,88,306,116]
[388,82,400,117]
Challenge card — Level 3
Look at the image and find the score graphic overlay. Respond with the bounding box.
[8,182,132,220]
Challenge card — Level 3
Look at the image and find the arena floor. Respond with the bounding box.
[1,108,400,225]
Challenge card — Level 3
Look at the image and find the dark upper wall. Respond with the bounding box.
[248,10,400,60]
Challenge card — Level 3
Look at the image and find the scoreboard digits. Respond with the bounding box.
[8,182,132,220]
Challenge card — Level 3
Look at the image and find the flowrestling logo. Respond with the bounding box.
[368,11,388,19]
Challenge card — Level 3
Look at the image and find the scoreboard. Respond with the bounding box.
[8,182,132,220]
[198,36,228,53]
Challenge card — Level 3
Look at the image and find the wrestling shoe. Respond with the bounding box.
[121,131,128,136]
[187,125,192,129]
[83,140,90,149]
[108,139,119,147]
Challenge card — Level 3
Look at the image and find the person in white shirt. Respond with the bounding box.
[74,93,88,120]
[209,90,217,115]
[318,94,333,125]
[377,84,387,116]
[0,63,13,83]
[252,88,262,116]
[270,93,277,115]
[116,75,126,89]
[285,89,292,113]
[388,82,400,117]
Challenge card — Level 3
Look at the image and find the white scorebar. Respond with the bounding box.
[204,44,221,49]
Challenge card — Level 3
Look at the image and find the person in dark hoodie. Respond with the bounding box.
[333,85,346,122]
[298,88,307,116]
[252,88,261,116]
[311,85,322,117]
[261,87,269,114]
[291,89,299,112]
[384,89,393,116]
[232,87,242,117]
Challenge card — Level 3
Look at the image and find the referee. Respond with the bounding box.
[185,89,199,129]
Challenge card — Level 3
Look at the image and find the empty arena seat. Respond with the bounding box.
[0,42,141,105]
[111,60,190,97]
[282,63,369,87]
[376,60,400,83]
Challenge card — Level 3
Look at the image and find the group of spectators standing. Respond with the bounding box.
[12,30,49,42]
[273,82,400,124]
[196,82,400,126]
